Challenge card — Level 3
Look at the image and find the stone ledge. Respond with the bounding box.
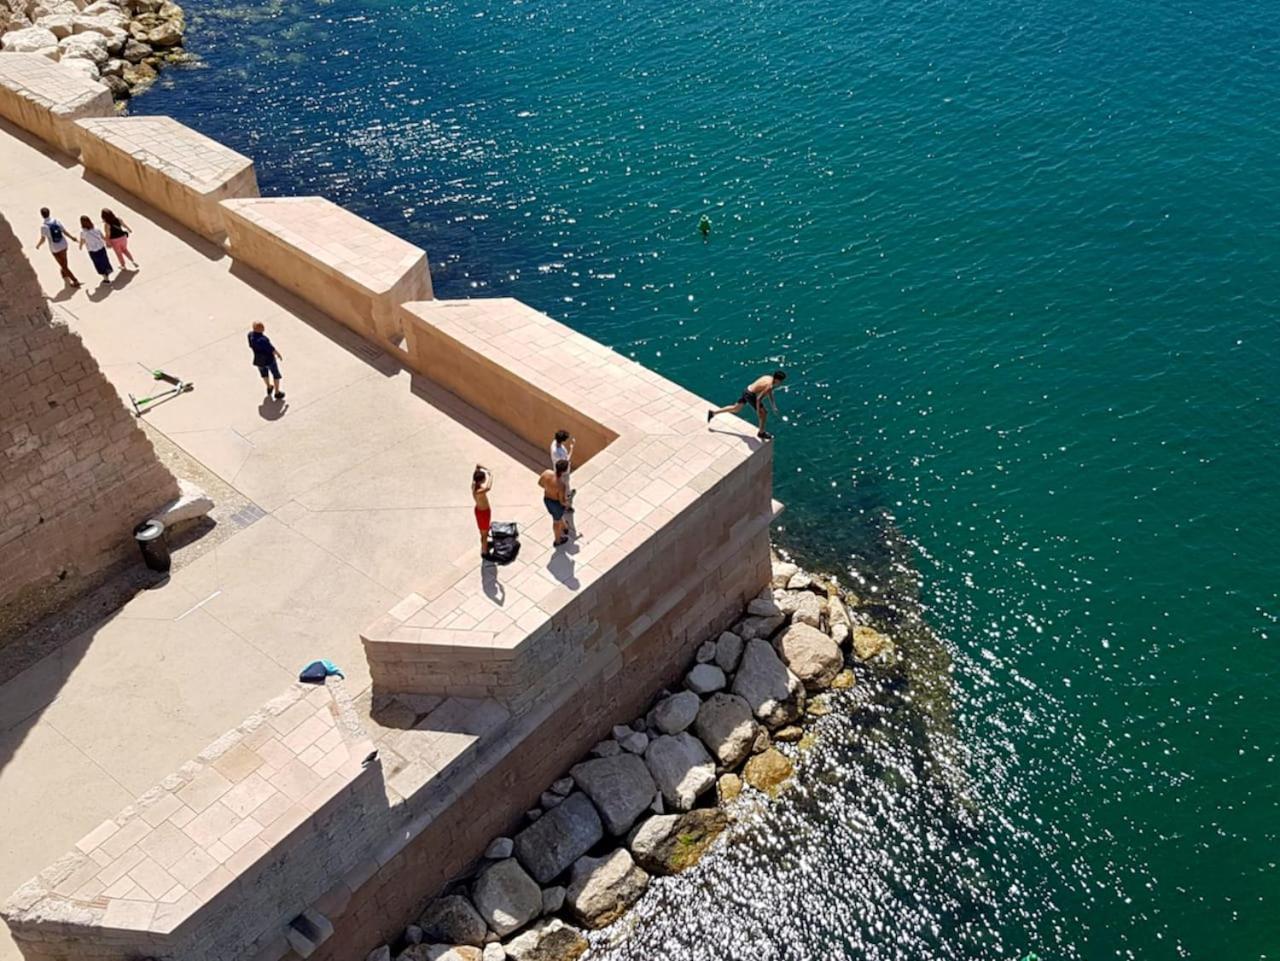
[76,115,259,242]
[0,53,113,155]
[221,196,432,344]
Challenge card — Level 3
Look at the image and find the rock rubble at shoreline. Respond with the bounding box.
[1,0,189,100]
[369,551,898,961]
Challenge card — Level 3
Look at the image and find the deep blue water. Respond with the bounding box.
[144,1,1279,957]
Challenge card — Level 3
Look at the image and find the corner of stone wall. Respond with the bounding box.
[0,211,179,626]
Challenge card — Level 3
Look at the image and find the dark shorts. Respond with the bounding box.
[739,390,760,411]
[543,497,566,521]
[256,360,281,380]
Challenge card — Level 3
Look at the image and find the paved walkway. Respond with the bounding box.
[0,120,539,960]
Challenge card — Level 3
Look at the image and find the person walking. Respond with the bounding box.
[707,369,787,440]
[472,465,493,558]
[247,321,285,400]
[77,215,113,284]
[34,207,81,288]
[101,208,138,271]
[539,460,571,547]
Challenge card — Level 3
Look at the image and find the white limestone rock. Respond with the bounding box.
[549,777,574,797]
[58,54,99,78]
[643,732,715,811]
[610,724,632,741]
[485,837,514,860]
[730,638,804,729]
[714,631,744,673]
[538,791,564,811]
[146,17,180,45]
[155,478,213,527]
[692,692,756,768]
[695,639,716,663]
[502,919,588,961]
[2,26,58,51]
[648,690,700,735]
[569,753,655,836]
[746,594,782,618]
[770,559,799,588]
[776,589,826,628]
[787,571,813,591]
[419,894,486,947]
[397,947,482,961]
[471,858,541,937]
[404,924,424,945]
[35,14,74,37]
[773,621,842,690]
[367,948,392,961]
[513,792,604,884]
[565,849,649,930]
[58,30,108,62]
[482,945,506,961]
[627,808,728,876]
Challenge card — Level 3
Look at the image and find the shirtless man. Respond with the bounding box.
[539,460,571,547]
[472,465,493,557]
[707,369,787,440]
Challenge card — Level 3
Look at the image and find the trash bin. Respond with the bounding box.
[133,519,171,573]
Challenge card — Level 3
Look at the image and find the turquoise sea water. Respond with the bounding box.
[144,1,1279,957]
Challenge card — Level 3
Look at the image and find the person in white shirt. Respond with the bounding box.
[34,207,81,288]
[551,430,575,527]
[76,214,113,284]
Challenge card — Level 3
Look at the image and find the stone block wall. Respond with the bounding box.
[306,524,771,961]
[0,211,177,612]
[0,54,113,156]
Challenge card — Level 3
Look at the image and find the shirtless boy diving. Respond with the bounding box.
[708,369,787,440]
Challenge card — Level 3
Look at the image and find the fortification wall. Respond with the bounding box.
[0,210,178,615]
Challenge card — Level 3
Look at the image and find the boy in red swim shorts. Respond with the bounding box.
[472,465,493,558]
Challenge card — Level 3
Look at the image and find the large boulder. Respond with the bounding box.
[627,808,729,876]
[713,631,743,673]
[58,30,108,62]
[770,559,799,588]
[471,859,541,937]
[418,895,486,947]
[648,691,700,735]
[2,26,59,52]
[643,732,714,811]
[58,55,100,79]
[568,754,655,836]
[684,663,726,695]
[734,613,785,641]
[397,946,482,961]
[853,625,893,661]
[513,792,603,884]
[120,36,150,61]
[35,14,75,37]
[146,17,180,45]
[692,693,756,767]
[743,747,794,797]
[730,639,804,728]
[564,849,649,929]
[502,919,588,961]
[773,622,842,690]
[776,590,826,628]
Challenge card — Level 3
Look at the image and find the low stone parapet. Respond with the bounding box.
[76,116,258,243]
[2,682,380,961]
[364,297,775,714]
[0,53,113,156]
[221,196,432,345]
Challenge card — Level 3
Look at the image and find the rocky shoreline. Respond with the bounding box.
[366,550,898,961]
[1,0,189,100]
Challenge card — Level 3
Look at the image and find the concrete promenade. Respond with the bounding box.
[0,118,541,960]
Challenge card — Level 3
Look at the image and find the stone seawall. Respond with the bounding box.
[0,55,779,961]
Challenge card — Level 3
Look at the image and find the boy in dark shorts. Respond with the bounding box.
[539,460,571,547]
[472,465,493,558]
[708,369,786,440]
[248,322,285,400]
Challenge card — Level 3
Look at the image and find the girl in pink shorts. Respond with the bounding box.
[101,208,138,270]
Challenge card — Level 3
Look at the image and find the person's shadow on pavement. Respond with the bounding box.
[258,396,288,421]
[547,544,579,590]
[481,563,505,603]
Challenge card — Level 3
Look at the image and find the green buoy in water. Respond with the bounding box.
[698,214,711,241]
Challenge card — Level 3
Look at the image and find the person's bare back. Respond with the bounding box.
[538,469,563,502]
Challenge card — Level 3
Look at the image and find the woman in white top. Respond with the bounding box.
[77,215,113,283]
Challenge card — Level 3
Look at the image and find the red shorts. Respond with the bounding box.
[474,507,491,532]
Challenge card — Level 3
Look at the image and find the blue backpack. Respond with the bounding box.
[46,220,63,244]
